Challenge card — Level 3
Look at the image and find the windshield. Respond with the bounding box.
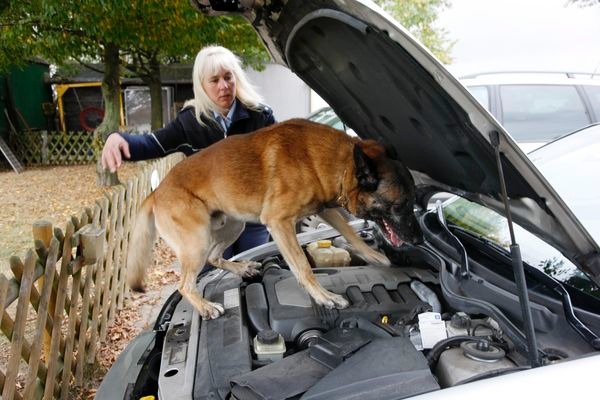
[307,107,346,131]
[443,197,599,298]
[441,124,600,298]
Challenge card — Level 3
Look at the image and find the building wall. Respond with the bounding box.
[246,63,312,121]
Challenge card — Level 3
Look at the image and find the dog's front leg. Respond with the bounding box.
[207,218,261,277]
[318,208,391,266]
[268,219,349,309]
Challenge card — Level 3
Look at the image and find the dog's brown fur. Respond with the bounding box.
[127,119,417,320]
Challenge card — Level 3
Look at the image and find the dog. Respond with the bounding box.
[127,119,422,320]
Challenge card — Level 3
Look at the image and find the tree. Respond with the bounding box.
[1,1,131,185]
[0,1,268,186]
[374,0,454,64]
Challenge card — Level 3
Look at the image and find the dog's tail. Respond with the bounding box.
[127,193,157,292]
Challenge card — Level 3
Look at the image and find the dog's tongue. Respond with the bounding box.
[383,219,403,247]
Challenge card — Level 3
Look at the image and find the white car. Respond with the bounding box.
[462,71,600,152]
[97,1,600,399]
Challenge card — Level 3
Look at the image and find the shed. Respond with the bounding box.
[1,60,53,139]
[50,64,194,132]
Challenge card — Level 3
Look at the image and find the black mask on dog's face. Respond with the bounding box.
[354,146,423,247]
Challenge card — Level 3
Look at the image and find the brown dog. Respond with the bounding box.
[127,119,422,320]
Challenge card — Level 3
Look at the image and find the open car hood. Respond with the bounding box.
[193,0,600,279]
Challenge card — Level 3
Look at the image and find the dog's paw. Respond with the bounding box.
[237,260,261,277]
[313,290,350,310]
[198,301,225,320]
[359,248,391,267]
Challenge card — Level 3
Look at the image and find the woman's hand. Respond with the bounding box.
[101,133,131,173]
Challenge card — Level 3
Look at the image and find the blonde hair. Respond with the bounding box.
[184,45,264,124]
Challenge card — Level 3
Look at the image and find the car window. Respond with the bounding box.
[466,85,490,111]
[309,108,342,128]
[499,84,589,143]
[583,85,600,119]
[443,197,600,298]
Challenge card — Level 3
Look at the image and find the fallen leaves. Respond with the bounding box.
[0,163,140,270]
[76,238,178,399]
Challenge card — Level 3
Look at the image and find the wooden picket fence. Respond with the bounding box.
[0,153,184,399]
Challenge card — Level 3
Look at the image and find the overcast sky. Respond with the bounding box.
[437,0,600,77]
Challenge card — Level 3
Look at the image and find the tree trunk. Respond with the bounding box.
[146,57,164,130]
[95,43,122,187]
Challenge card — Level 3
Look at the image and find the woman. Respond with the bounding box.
[101,45,275,259]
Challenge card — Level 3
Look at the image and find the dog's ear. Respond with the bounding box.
[353,143,380,192]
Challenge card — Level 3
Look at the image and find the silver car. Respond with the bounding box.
[97,1,600,399]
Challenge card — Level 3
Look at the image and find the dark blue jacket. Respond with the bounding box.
[120,101,275,160]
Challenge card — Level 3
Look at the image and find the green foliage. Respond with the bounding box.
[118,2,268,71]
[374,0,454,64]
[0,1,268,73]
[0,0,269,185]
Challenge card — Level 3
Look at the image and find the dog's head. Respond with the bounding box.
[351,140,423,247]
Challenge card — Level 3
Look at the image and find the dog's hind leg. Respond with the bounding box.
[318,208,391,266]
[154,204,225,320]
[207,215,261,277]
[268,219,349,309]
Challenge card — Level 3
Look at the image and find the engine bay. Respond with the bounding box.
[139,220,600,400]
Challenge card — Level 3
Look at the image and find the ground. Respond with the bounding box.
[0,163,180,398]
[0,163,136,271]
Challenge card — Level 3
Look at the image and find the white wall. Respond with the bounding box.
[246,63,314,121]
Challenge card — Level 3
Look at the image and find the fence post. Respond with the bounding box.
[0,274,11,396]
[43,223,74,399]
[87,198,109,363]
[41,130,49,165]
[32,220,55,360]
[22,237,60,399]
[2,251,36,400]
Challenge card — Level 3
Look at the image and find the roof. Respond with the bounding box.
[460,71,600,86]
[49,63,193,85]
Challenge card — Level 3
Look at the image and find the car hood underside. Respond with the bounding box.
[194,0,600,279]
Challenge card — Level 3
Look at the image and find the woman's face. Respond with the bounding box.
[202,67,237,112]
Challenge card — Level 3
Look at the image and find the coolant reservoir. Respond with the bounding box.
[253,329,286,362]
[307,240,350,267]
[435,340,515,387]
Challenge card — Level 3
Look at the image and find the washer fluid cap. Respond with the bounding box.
[461,340,505,362]
[317,240,332,248]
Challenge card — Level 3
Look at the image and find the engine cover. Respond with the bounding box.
[260,265,438,342]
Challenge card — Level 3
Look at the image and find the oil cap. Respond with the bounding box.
[257,329,279,345]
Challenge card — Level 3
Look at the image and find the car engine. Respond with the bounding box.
[149,222,560,400]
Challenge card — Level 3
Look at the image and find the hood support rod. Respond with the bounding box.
[490,131,541,368]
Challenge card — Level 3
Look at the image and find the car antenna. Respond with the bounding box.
[489,130,541,368]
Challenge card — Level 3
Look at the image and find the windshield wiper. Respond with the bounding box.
[450,223,600,350]
[523,266,600,350]
[447,224,509,254]
[435,206,470,280]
